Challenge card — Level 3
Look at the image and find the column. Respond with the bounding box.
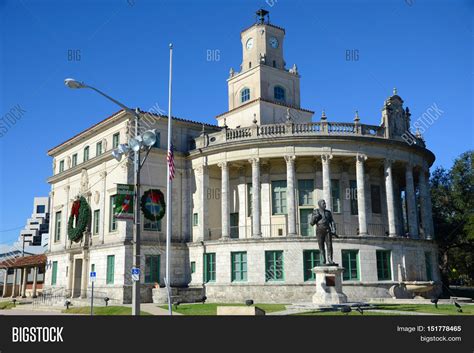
[418,165,434,239]
[405,163,419,238]
[100,171,107,244]
[48,190,54,252]
[2,269,8,297]
[66,254,74,297]
[64,185,70,250]
[80,254,89,299]
[11,268,17,297]
[237,167,247,238]
[32,266,38,298]
[196,165,209,240]
[321,154,333,211]
[218,161,230,239]
[384,159,397,237]
[356,154,368,235]
[249,158,261,237]
[285,155,297,236]
[21,267,27,298]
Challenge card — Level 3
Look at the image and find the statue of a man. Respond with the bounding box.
[310,199,337,265]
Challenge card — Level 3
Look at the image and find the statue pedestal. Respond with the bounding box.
[312,266,347,305]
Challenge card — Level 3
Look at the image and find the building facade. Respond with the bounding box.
[44,11,440,304]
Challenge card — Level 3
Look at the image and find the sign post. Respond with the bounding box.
[90,271,96,316]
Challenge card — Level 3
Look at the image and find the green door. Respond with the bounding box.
[230,213,239,238]
[300,209,313,236]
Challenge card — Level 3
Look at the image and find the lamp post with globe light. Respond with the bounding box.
[64,78,158,316]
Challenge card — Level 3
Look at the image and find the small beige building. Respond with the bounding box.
[44,11,440,304]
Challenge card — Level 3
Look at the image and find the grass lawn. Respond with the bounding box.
[158,303,287,316]
[373,304,474,315]
[0,301,15,310]
[62,306,151,315]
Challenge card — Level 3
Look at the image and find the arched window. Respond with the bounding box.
[241,88,250,103]
[274,86,285,102]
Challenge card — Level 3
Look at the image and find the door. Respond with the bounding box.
[73,259,82,298]
[300,209,313,236]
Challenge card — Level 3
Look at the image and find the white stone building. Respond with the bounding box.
[44,11,440,304]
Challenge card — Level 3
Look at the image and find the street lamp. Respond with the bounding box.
[65,78,155,316]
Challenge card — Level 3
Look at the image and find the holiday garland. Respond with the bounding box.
[68,196,92,242]
[141,189,166,222]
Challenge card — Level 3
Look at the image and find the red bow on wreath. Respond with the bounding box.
[71,199,81,218]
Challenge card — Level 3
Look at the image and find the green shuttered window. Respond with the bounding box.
[342,250,359,281]
[265,251,284,281]
[231,252,247,282]
[303,250,322,281]
[203,253,216,283]
[106,255,115,284]
[51,261,58,285]
[145,255,160,284]
[376,250,392,280]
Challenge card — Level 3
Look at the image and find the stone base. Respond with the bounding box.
[312,266,348,305]
[216,306,265,316]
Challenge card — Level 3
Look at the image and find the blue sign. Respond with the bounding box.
[90,271,96,282]
[90,271,96,278]
[131,267,140,282]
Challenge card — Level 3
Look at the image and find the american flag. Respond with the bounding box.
[167,143,175,180]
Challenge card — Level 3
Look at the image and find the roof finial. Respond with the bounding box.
[223,117,228,128]
[321,109,327,121]
[354,110,360,123]
[393,87,398,95]
[256,9,269,24]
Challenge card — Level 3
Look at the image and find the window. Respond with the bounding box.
[96,141,103,156]
[265,251,284,281]
[342,250,359,281]
[231,252,247,282]
[109,195,117,232]
[106,255,115,284]
[331,179,341,213]
[350,180,358,215]
[153,132,161,148]
[144,218,161,232]
[203,253,216,283]
[83,146,90,162]
[425,252,433,281]
[371,185,382,214]
[303,250,322,281]
[230,213,239,238]
[376,250,391,280]
[190,261,196,274]
[93,210,100,235]
[192,213,198,226]
[241,88,250,103]
[145,255,160,283]
[298,179,314,206]
[248,62,252,69]
[36,205,45,214]
[72,154,78,167]
[272,60,276,67]
[274,86,285,102]
[272,180,287,215]
[51,261,58,285]
[54,211,62,242]
[59,160,64,173]
[112,133,120,149]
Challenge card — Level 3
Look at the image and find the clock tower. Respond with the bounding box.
[218,9,313,128]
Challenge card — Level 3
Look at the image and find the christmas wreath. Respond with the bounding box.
[141,189,166,222]
[68,196,92,242]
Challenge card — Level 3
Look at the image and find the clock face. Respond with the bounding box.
[269,37,279,48]
[246,38,254,50]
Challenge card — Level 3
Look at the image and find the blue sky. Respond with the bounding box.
[0,0,472,244]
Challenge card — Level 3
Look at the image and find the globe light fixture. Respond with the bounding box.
[142,129,157,147]
[129,136,143,152]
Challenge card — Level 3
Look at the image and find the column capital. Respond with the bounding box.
[248,157,260,165]
[384,158,394,168]
[284,155,296,164]
[217,161,228,169]
[356,153,368,164]
[321,153,333,163]
[194,165,207,176]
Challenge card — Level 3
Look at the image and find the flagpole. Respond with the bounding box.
[165,43,173,316]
